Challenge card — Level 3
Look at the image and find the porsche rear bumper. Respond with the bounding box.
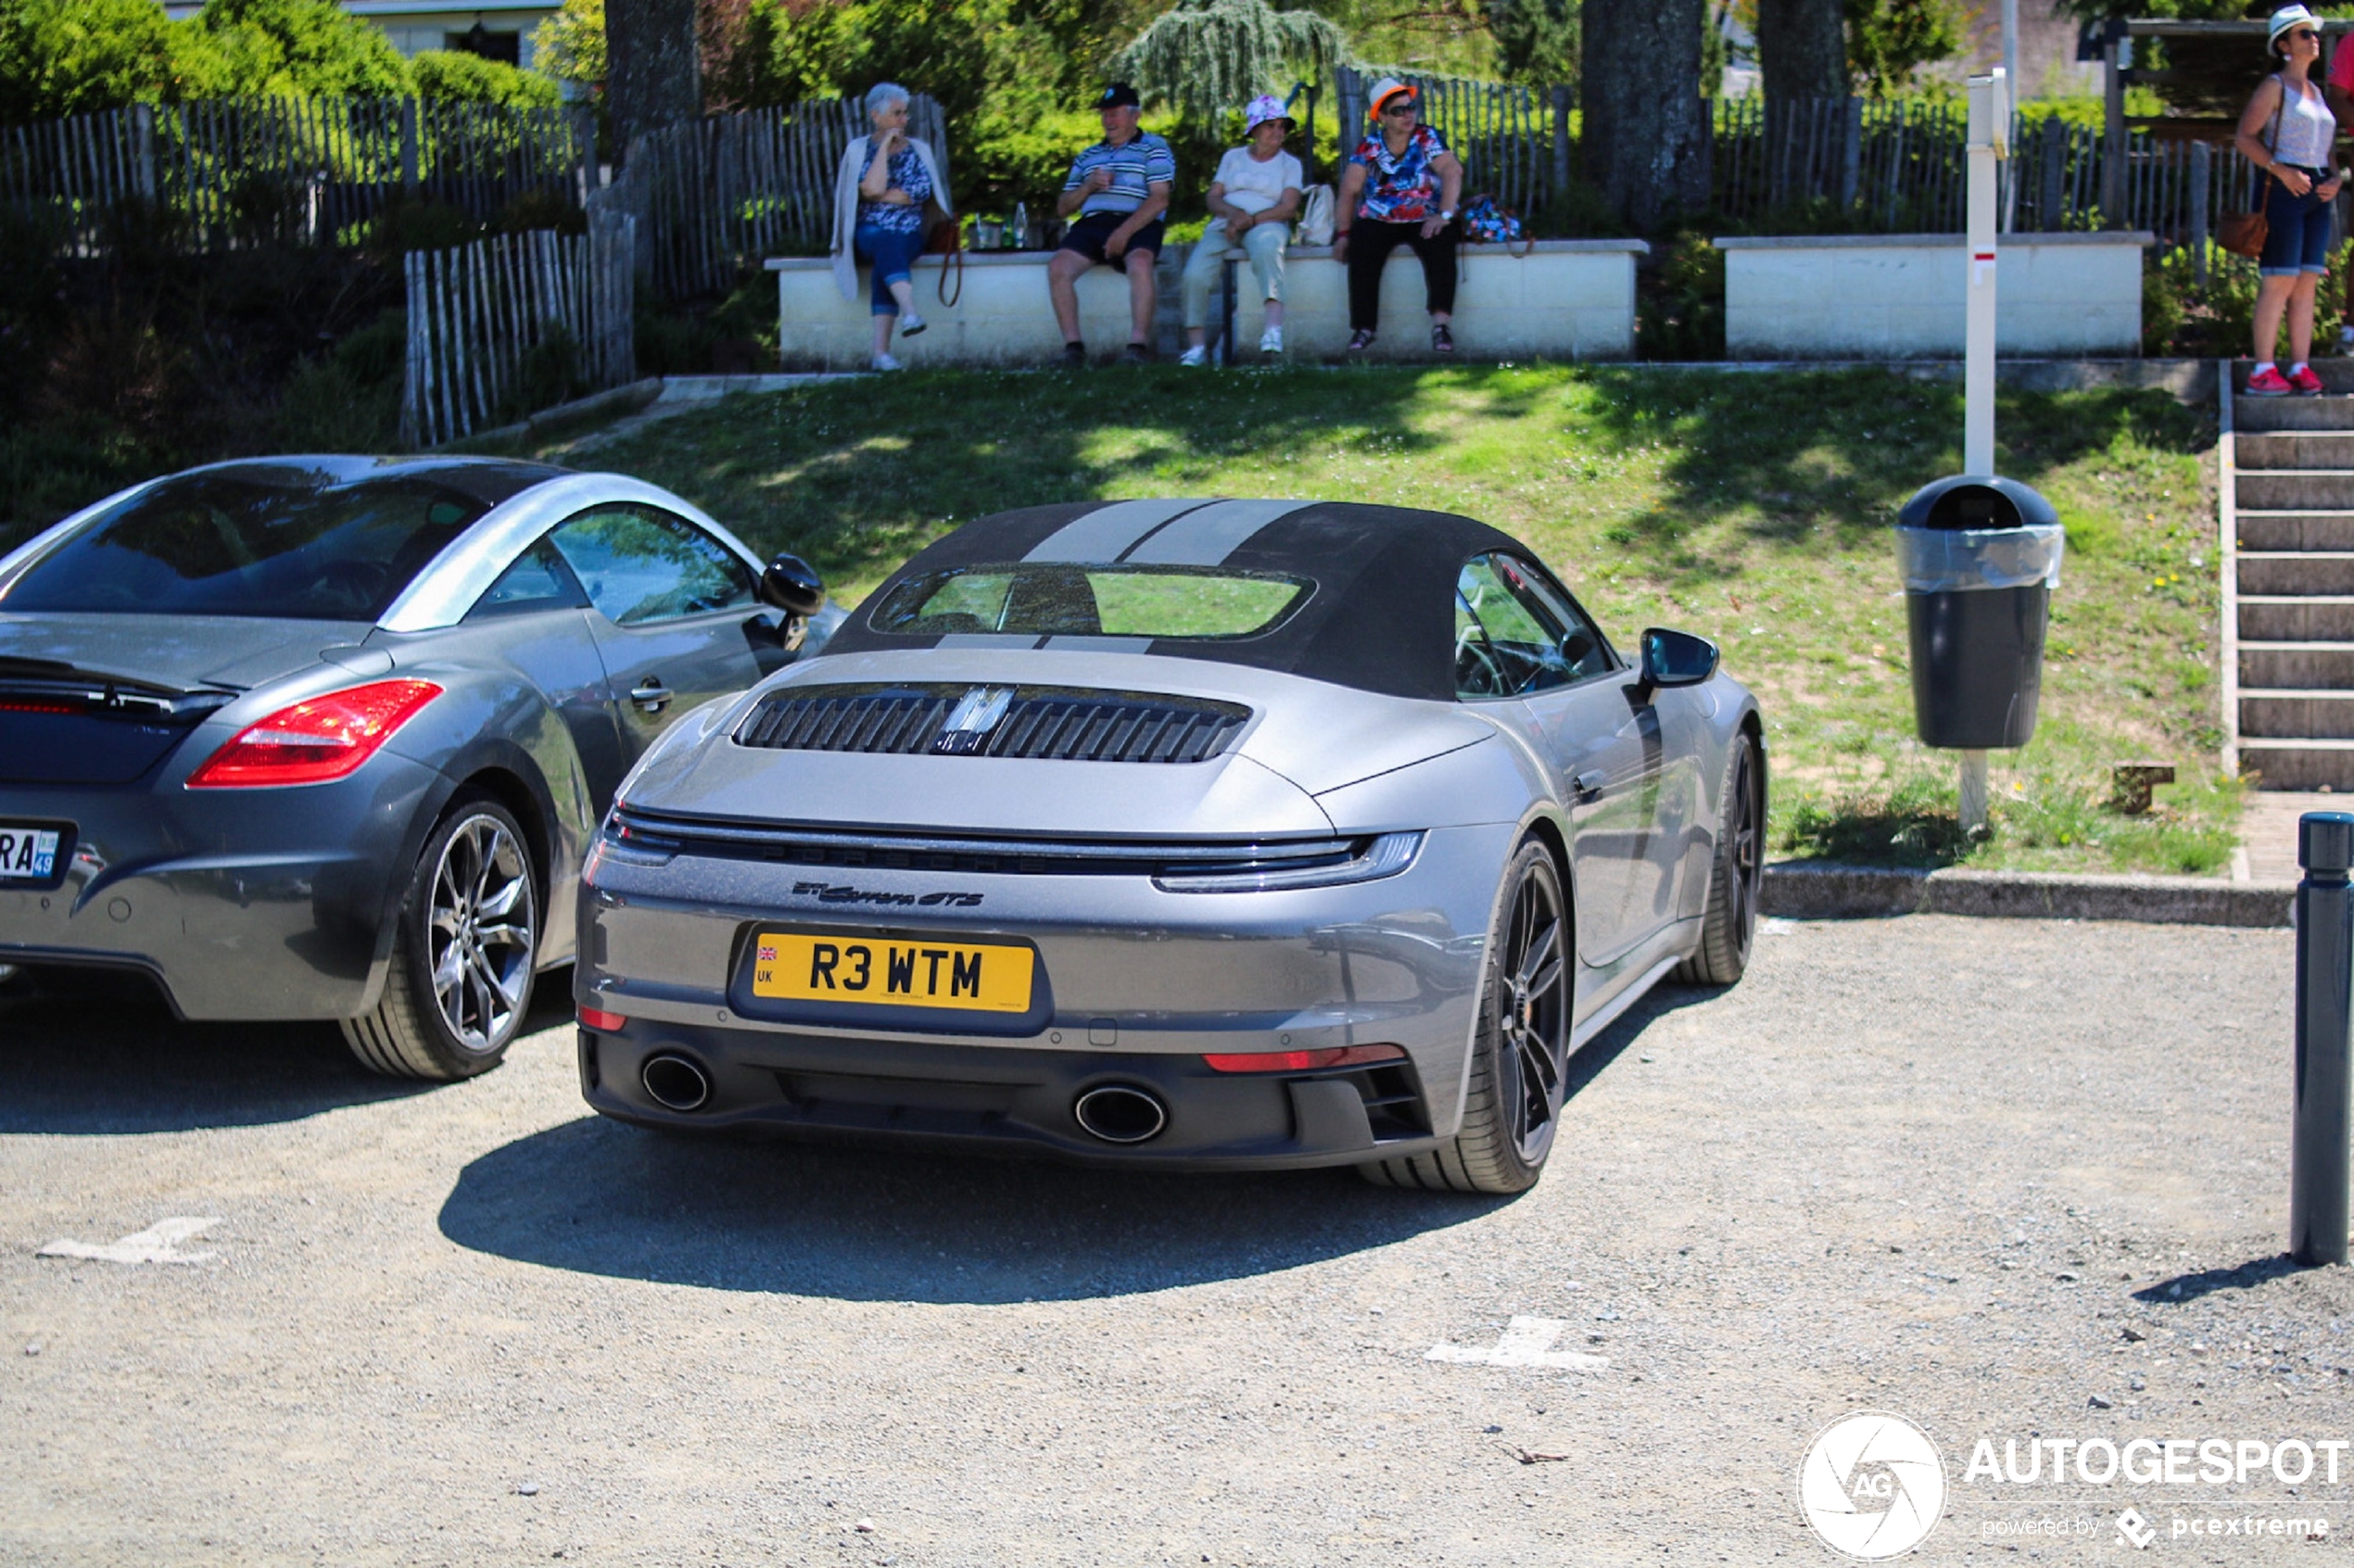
[576,1021,1447,1170]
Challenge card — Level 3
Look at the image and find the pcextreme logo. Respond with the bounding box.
[1798,1411,1948,1560]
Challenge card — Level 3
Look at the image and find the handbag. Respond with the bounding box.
[2221,82,2286,259]
[1297,183,1335,247]
[924,207,964,308]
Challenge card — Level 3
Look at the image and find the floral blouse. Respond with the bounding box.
[1349,123,1449,223]
[857,143,932,234]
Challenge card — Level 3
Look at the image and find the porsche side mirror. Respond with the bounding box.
[1639,626,1718,690]
[758,552,826,616]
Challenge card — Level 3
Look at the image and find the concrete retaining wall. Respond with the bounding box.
[1717,232,2154,360]
[766,239,1647,370]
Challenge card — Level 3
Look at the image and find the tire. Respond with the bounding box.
[1358,838,1570,1195]
[1676,729,1764,986]
[341,794,539,1081]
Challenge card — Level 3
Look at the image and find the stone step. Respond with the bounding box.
[2238,550,2354,594]
[2236,432,2354,468]
[2233,470,2354,511]
[2240,687,2354,738]
[2239,596,2354,640]
[2234,511,2354,550]
[2240,640,2354,688]
[2234,394,2354,432]
[2240,738,2354,790]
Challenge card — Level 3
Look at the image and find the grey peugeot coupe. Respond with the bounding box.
[0,455,834,1081]
[575,499,1764,1194]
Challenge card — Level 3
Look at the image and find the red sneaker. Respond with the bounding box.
[2291,365,2327,396]
[2246,366,2294,397]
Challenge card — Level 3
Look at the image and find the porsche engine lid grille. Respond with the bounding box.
[732,684,1249,764]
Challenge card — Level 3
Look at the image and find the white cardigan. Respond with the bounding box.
[831,133,952,302]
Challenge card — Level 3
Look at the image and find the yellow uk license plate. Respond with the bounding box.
[748,931,1035,1013]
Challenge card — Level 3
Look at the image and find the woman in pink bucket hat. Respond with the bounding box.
[1179,94,1306,364]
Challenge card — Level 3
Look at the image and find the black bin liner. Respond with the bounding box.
[1895,476,2064,751]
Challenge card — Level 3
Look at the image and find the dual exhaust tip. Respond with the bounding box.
[641,1053,1169,1145]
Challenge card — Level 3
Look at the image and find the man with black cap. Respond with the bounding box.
[1049,82,1175,365]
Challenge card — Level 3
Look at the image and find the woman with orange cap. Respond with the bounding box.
[1335,78,1464,355]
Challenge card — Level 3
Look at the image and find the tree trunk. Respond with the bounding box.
[1580,0,1711,231]
[607,0,702,163]
[1756,0,1849,103]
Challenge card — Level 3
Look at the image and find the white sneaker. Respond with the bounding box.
[872,352,903,372]
[1178,346,1209,367]
[899,313,927,338]
[1259,324,1284,353]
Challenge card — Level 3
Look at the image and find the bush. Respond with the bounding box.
[2144,239,2348,358]
[411,47,562,107]
[1633,231,1725,360]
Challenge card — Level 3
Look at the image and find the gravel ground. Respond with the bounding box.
[2,916,2349,1567]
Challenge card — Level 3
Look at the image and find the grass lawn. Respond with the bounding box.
[510,363,2230,875]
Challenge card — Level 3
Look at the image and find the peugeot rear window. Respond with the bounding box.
[2,472,489,621]
[869,563,1312,640]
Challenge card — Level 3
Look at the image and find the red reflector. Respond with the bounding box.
[578,1006,626,1032]
[185,679,442,789]
[1203,1043,1409,1073]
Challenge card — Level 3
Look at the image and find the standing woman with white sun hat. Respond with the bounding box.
[2238,6,2345,396]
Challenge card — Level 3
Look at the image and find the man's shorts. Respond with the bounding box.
[1060,210,1165,267]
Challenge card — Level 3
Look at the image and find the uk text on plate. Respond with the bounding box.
[751,933,1035,1012]
[0,827,59,881]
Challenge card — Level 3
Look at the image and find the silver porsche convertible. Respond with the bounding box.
[574,499,1765,1194]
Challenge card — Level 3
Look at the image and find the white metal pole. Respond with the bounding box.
[1963,70,2008,835]
[1965,69,2008,479]
[2000,0,2019,232]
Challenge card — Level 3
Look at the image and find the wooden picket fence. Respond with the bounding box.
[1712,95,2263,242]
[401,212,635,449]
[603,94,950,300]
[1,95,590,250]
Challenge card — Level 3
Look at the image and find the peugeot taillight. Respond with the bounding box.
[184,679,442,789]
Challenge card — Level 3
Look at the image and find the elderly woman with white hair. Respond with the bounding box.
[831,82,952,371]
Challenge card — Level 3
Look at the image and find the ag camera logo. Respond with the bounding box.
[1799,1411,1948,1559]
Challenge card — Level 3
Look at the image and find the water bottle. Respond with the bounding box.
[1011,201,1029,249]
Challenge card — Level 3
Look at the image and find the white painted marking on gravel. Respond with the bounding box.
[1424,1315,1609,1371]
[36,1216,221,1264]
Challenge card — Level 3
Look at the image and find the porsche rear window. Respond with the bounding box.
[3,472,487,621]
[869,564,1311,640]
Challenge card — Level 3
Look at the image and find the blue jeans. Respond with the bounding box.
[855,224,924,314]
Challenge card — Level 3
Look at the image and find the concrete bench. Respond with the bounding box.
[1715,231,2156,359]
[765,237,1648,369]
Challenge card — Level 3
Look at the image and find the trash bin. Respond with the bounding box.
[1895,475,2064,750]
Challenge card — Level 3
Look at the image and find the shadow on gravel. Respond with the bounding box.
[2132,1254,2309,1305]
[438,986,1683,1305]
[437,1119,1504,1304]
[0,967,570,1134]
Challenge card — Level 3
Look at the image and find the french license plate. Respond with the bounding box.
[749,931,1035,1013]
[0,824,61,883]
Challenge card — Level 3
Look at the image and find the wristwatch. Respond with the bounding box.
[1439,208,1457,221]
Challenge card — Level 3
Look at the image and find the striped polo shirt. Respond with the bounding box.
[1063,131,1177,217]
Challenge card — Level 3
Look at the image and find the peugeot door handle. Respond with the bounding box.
[1573,768,1609,801]
[629,677,670,714]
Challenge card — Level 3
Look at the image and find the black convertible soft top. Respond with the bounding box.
[825,499,1538,702]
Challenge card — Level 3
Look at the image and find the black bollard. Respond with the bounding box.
[2293,812,2354,1267]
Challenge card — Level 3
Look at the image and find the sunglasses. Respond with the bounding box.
[2290,28,2321,42]
[1380,101,1417,116]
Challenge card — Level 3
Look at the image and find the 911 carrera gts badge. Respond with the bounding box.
[792,880,984,907]
[933,686,1014,753]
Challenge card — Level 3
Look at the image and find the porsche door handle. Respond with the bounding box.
[1573,768,1609,801]
[628,677,671,714]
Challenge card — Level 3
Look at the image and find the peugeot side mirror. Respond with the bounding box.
[1639,627,1718,690]
[758,552,827,616]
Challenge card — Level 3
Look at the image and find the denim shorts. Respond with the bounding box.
[2260,168,2335,277]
